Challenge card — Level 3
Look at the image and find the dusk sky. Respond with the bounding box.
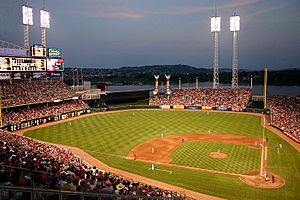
[0,0,299,70]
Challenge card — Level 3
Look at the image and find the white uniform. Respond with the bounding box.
[151,163,155,171]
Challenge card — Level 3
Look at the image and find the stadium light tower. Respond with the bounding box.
[211,16,221,88]
[40,5,50,47]
[22,3,33,55]
[230,14,240,88]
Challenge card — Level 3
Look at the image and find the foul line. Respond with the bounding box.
[86,150,127,159]
[260,145,264,175]
[148,168,173,174]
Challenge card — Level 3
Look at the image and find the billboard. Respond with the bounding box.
[0,73,11,80]
[22,5,33,25]
[0,56,46,72]
[161,105,171,109]
[46,58,64,71]
[13,73,21,79]
[40,9,50,28]
[0,48,26,56]
[32,72,47,79]
[31,45,46,57]
[185,106,200,110]
[173,105,184,109]
[48,48,62,58]
[202,106,212,110]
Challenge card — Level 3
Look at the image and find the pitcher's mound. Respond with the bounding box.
[209,152,228,159]
[240,172,285,188]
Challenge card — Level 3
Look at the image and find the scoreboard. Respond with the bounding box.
[0,57,45,72]
[0,46,64,72]
[47,58,64,71]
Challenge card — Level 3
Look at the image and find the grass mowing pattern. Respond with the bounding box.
[25,110,261,157]
[24,110,300,199]
[169,141,260,174]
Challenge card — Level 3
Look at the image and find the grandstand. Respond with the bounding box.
[0,79,90,132]
[0,2,299,199]
[0,129,183,200]
[268,96,300,143]
[0,78,185,200]
[149,88,252,111]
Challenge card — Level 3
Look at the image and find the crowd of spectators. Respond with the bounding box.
[0,130,182,199]
[0,80,184,199]
[2,100,89,126]
[0,80,76,107]
[149,88,252,111]
[268,96,300,143]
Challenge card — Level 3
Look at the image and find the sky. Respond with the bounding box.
[0,0,300,70]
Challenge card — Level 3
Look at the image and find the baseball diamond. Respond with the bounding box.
[20,109,300,200]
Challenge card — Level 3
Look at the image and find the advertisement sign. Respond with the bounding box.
[46,58,64,71]
[0,73,11,80]
[32,72,47,79]
[0,57,11,71]
[185,106,200,110]
[173,105,184,109]
[13,73,21,79]
[161,105,171,109]
[216,107,228,111]
[0,48,26,56]
[48,48,62,58]
[31,45,46,57]
[202,106,212,110]
[47,72,61,77]
[0,56,46,72]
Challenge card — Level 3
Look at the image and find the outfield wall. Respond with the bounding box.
[3,109,91,132]
[2,104,267,132]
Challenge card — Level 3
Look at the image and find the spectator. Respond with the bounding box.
[268,96,300,143]
[0,130,182,199]
[149,88,252,111]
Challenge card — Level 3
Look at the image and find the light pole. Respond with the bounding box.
[22,3,33,55]
[230,14,240,88]
[40,9,50,47]
[211,16,221,88]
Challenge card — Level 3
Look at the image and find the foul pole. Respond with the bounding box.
[264,68,268,110]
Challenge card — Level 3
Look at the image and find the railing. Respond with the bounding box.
[0,185,184,200]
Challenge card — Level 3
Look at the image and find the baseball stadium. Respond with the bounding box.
[0,2,300,200]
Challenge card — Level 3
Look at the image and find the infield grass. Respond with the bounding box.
[170,141,260,174]
[24,110,300,200]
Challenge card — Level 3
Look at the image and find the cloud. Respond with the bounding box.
[78,0,262,20]
[80,10,145,19]
[243,4,285,21]
[153,0,261,16]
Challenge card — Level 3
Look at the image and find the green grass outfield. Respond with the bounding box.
[24,110,300,200]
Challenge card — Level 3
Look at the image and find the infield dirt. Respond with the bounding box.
[14,109,293,197]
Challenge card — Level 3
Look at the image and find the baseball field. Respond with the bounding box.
[23,110,300,199]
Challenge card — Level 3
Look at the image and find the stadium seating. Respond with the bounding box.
[0,80,76,107]
[2,100,88,126]
[0,79,183,199]
[268,96,300,143]
[149,88,252,111]
[0,130,182,199]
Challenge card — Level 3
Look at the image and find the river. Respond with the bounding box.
[105,82,299,97]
